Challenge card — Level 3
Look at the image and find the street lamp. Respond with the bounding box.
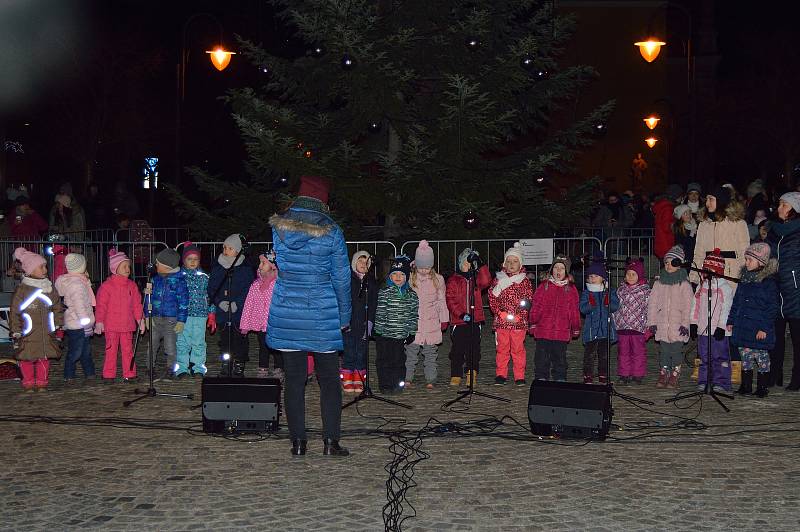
[634,39,666,63]
[206,47,235,71]
[645,137,658,148]
[644,116,660,130]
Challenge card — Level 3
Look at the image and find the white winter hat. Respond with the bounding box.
[65,253,86,274]
[351,250,370,273]
[673,204,692,220]
[504,242,523,263]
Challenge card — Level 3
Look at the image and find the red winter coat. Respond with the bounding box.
[95,274,144,333]
[530,279,581,341]
[489,267,535,330]
[652,198,676,259]
[445,265,491,325]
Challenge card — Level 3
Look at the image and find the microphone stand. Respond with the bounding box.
[665,263,737,412]
[344,256,411,410]
[209,241,248,377]
[124,263,193,407]
[445,258,510,408]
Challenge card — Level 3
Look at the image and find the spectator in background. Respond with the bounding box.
[49,193,86,238]
[653,184,682,260]
[683,183,703,219]
[83,182,110,229]
[112,182,141,220]
[9,196,48,240]
[745,179,770,225]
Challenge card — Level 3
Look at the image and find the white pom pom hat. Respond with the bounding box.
[504,242,523,263]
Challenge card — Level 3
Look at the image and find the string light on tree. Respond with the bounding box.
[368,121,382,134]
[341,53,355,70]
[520,54,535,72]
[534,69,550,80]
[462,210,480,230]
[311,44,325,57]
[465,36,481,50]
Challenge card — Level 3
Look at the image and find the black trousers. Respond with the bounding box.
[257,331,284,369]
[449,323,482,376]
[583,339,609,378]
[534,339,568,381]
[218,324,250,362]
[375,336,406,391]
[770,318,800,386]
[283,351,341,441]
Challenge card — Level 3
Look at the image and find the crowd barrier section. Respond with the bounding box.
[114,227,191,248]
[554,227,654,240]
[603,236,657,287]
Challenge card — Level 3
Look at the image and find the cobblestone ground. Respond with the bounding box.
[1,323,799,531]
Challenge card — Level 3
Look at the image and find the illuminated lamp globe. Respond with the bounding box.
[644,116,660,130]
[645,137,658,148]
[634,39,665,63]
[206,47,236,71]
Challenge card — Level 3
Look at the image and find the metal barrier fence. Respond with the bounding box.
[604,236,657,287]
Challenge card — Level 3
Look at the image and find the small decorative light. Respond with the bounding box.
[341,53,355,70]
[644,116,660,130]
[304,148,313,158]
[506,313,515,321]
[645,137,658,148]
[222,353,231,361]
[206,47,236,71]
[634,39,666,63]
[536,176,545,183]
[519,299,530,310]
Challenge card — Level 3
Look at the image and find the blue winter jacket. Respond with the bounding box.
[727,264,779,350]
[181,267,215,318]
[147,271,189,323]
[208,259,254,326]
[579,287,619,344]
[266,201,352,353]
[767,219,800,319]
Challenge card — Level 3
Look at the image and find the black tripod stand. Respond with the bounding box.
[124,265,193,407]
[445,255,510,408]
[209,237,248,377]
[666,263,736,412]
[344,255,411,410]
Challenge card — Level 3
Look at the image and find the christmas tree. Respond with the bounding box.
[168,0,614,241]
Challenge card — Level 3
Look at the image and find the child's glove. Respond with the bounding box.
[94,322,105,335]
[649,325,657,335]
[83,327,93,338]
[440,322,449,332]
[219,301,231,312]
[404,335,415,345]
[527,325,536,337]
[572,330,581,338]
[678,326,689,337]
[713,327,726,341]
[460,313,472,323]
[341,324,351,334]
[174,322,185,334]
[230,302,237,314]
[367,320,373,338]
[690,324,698,340]
[643,329,654,342]
[55,329,64,341]
[138,319,146,335]
[206,313,217,334]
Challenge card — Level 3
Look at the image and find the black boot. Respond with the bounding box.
[775,368,784,387]
[755,372,769,398]
[736,370,753,395]
[290,439,307,456]
[322,438,350,457]
[232,360,246,378]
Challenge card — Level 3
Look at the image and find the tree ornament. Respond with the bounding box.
[593,122,608,138]
[277,173,290,188]
[341,53,355,70]
[465,36,481,50]
[520,55,536,72]
[534,68,550,80]
[462,210,480,230]
[368,121,382,134]
[310,44,325,57]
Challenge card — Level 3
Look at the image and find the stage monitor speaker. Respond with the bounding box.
[202,377,282,434]
[527,380,612,440]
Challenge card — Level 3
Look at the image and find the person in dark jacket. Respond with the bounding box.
[208,234,255,378]
[766,192,800,390]
[267,176,352,457]
[341,250,378,394]
[727,243,779,397]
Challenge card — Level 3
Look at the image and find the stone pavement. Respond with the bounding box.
[1,327,799,531]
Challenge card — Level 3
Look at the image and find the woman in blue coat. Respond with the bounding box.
[766,192,800,390]
[267,176,352,456]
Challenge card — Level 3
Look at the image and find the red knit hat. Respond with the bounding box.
[702,248,726,276]
[297,175,330,204]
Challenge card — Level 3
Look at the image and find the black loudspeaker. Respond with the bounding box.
[527,381,613,440]
[202,377,282,434]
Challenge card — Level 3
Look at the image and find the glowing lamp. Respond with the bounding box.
[206,47,236,71]
[222,353,231,361]
[634,39,666,63]
[645,137,658,148]
[644,116,660,130]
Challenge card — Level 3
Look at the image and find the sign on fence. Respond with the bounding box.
[519,239,554,265]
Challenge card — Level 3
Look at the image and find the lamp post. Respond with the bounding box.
[174,13,234,195]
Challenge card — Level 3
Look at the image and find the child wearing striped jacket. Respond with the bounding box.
[374,255,419,394]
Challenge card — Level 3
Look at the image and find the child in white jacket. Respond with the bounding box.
[54,253,97,383]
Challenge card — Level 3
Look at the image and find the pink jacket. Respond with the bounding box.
[646,279,694,343]
[55,273,96,330]
[240,272,277,333]
[411,272,449,345]
[530,279,581,341]
[95,274,144,333]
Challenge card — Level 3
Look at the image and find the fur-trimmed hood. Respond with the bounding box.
[697,200,745,223]
[738,258,778,283]
[269,208,335,251]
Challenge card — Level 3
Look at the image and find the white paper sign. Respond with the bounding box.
[519,239,554,266]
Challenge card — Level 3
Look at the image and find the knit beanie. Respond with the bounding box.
[664,245,685,264]
[504,242,523,264]
[746,179,765,199]
[686,182,702,194]
[156,248,181,271]
[551,254,571,275]
[414,240,435,269]
[666,184,683,201]
[585,259,607,281]
[388,255,412,280]
[108,248,130,274]
[55,193,72,209]
[13,247,46,276]
[297,175,330,205]
[180,241,201,261]
[702,248,726,276]
[223,234,243,254]
[673,204,692,220]
[625,257,646,284]
[745,242,770,266]
[351,250,370,273]
[457,248,473,270]
[780,192,800,214]
[709,185,731,207]
[64,253,86,274]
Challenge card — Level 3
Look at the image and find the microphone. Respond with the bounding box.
[671,258,691,268]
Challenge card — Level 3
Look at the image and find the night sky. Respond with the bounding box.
[2,0,799,224]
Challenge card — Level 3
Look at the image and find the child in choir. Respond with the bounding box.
[341,251,377,393]
[55,253,97,384]
[146,248,189,380]
[177,243,215,377]
[579,257,619,384]
[240,253,282,380]
[613,258,651,384]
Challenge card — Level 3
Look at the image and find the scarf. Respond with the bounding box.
[687,200,700,213]
[218,254,245,269]
[22,276,53,292]
[292,196,330,213]
[658,267,688,285]
[548,276,569,287]
[492,270,527,297]
[738,268,760,284]
[586,282,605,292]
[684,219,697,237]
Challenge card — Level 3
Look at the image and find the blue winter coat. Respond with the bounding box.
[147,271,189,323]
[579,288,619,344]
[727,264,779,350]
[767,219,800,319]
[208,259,255,326]
[266,202,352,352]
[181,267,214,318]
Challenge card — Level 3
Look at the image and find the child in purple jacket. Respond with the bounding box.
[613,258,651,384]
